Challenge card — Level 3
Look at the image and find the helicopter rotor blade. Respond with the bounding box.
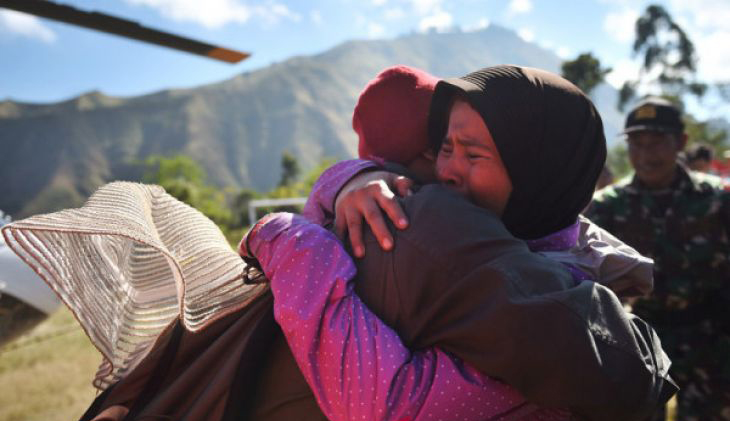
[0,0,250,63]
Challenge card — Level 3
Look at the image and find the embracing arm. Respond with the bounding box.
[241,213,563,421]
[302,159,378,225]
[302,159,413,257]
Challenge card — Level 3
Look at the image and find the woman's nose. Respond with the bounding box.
[436,156,463,187]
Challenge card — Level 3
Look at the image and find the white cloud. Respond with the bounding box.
[507,0,532,16]
[409,0,444,15]
[605,58,641,89]
[257,3,300,27]
[517,27,534,42]
[538,40,571,59]
[367,22,386,38]
[124,0,300,29]
[261,3,300,24]
[596,0,633,5]
[464,18,490,32]
[666,0,730,82]
[669,0,730,31]
[418,9,453,32]
[603,8,638,43]
[310,10,323,25]
[372,0,388,5]
[0,10,57,43]
[694,29,730,82]
[556,46,572,59]
[384,8,405,20]
[599,1,730,85]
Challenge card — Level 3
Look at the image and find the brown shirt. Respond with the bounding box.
[251,186,675,421]
[83,185,675,421]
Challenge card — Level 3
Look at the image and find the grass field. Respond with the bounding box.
[0,308,99,421]
[0,302,681,421]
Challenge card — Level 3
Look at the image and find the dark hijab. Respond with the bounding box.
[428,65,606,240]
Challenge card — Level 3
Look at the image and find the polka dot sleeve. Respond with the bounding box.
[302,159,379,225]
[248,213,571,421]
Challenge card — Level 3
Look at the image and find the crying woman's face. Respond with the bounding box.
[435,99,513,216]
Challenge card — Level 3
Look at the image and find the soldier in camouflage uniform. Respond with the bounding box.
[587,97,730,421]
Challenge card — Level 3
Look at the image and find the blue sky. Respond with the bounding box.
[1,0,728,119]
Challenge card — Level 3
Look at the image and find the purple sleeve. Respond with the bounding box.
[247,213,569,421]
[301,159,379,225]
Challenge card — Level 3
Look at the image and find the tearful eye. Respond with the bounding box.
[468,153,490,160]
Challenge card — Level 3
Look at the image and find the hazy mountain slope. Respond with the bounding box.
[0,25,623,218]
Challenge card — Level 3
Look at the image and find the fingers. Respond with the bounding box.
[341,184,393,257]
[345,208,366,258]
[358,190,393,252]
[333,171,413,257]
[376,185,408,230]
[393,176,414,198]
[334,213,348,241]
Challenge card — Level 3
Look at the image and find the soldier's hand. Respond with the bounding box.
[334,171,412,257]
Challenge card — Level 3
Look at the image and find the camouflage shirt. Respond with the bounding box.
[587,165,730,324]
[587,165,730,419]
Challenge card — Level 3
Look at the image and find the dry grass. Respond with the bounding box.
[0,307,99,421]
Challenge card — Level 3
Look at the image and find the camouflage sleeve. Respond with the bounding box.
[584,188,616,232]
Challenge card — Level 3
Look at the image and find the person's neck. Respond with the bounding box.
[641,166,680,191]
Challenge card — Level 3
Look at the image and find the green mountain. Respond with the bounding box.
[0,25,622,218]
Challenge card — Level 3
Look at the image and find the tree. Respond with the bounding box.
[143,154,232,227]
[606,143,632,180]
[618,4,706,110]
[684,117,728,153]
[561,53,611,96]
[229,188,261,228]
[278,151,301,187]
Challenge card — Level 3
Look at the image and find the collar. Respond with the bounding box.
[525,219,580,252]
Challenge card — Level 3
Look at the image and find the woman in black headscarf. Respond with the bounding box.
[426,65,606,240]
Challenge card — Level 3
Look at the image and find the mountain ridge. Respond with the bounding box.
[1,24,623,218]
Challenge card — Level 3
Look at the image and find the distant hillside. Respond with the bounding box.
[0,25,623,218]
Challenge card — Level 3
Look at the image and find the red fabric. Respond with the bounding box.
[354,65,439,164]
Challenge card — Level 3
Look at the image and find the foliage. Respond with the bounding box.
[561,53,611,96]
[143,154,335,243]
[603,2,730,180]
[684,117,729,154]
[607,142,633,181]
[143,155,205,186]
[618,4,706,110]
[143,155,232,227]
[278,151,301,188]
[250,158,336,226]
[228,187,262,228]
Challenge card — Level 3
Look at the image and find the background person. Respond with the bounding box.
[586,96,730,421]
[685,142,714,173]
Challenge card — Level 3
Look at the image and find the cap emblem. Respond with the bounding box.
[634,105,657,120]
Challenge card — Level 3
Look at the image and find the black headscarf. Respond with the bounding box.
[428,65,607,240]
